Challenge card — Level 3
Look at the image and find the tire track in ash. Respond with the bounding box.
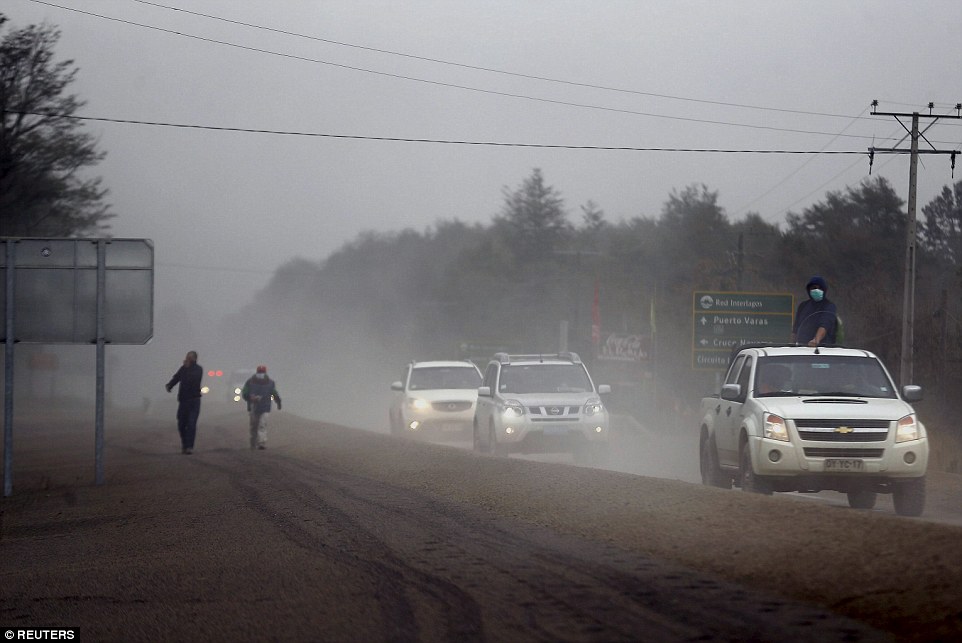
[249,452,890,642]
[198,448,485,642]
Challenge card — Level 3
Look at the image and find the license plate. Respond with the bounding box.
[543,426,569,436]
[824,459,864,472]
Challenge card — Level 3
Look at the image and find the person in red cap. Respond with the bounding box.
[241,365,282,450]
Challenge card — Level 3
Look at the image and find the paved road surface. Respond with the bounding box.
[3,403,960,641]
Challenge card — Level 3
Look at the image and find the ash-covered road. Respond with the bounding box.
[2,405,961,641]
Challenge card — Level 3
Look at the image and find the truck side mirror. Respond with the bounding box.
[721,383,741,401]
[390,381,403,391]
[597,384,611,395]
[902,385,923,402]
[477,386,492,397]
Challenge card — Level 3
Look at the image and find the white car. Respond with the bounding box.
[473,352,611,465]
[389,361,483,439]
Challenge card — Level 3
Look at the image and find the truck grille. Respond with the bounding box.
[431,401,472,412]
[793,418,890,442]
[527,405,580,416]
[803,447,885,458]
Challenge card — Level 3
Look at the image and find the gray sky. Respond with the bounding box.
[7,0,962,325]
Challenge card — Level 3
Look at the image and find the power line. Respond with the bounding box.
[3,109,873,154]
[127,0,874,123]
[24,0,938,143]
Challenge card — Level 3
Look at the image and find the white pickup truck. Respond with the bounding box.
[698,345,928,516]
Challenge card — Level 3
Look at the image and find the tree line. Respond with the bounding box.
[228,168,962,436]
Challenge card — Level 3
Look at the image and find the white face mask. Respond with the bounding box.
[255,372,267,379]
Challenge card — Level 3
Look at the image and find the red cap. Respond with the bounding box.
[256,365,267,373]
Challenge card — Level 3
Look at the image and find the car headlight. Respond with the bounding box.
[896,415,920,443]
[234,387,242,395]
[763,413,789,441]
[201,386,210,395]
[501,399,525,418]
[406,398,431,411]
[584,398,604,416]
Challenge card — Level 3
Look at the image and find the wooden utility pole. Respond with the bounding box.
[869,101,961,386]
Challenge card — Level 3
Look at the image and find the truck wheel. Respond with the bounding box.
[389,413,401,437]
[489,424,507,457]
[472,422,484,453]
[846,489,877,509]
[739,441,772,495]
[893,477,926,517]
[700,436,731,489]
[574,443,609,467]
[590,443,610,468]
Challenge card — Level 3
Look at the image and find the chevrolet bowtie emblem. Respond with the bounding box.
[835,426,854,433]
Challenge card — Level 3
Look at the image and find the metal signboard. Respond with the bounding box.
[692,291,794,371]
[3,238,153,496]
[0,238,153,344]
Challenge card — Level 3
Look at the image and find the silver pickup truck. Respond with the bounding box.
[698,345,928,516]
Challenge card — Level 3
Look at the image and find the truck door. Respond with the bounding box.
[717,356,752,464]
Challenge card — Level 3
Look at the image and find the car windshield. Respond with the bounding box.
[408,366,481,390]
[499,364,592,394]
[754,355,897,398]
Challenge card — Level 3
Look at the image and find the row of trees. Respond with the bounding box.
[227,168,962,438]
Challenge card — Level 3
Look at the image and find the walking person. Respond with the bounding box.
[242,365,282,450]
[165,351,204,454]
[791,275,839,347]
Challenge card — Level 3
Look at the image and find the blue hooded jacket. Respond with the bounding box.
[793,275,838,345]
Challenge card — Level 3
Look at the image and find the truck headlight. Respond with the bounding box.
[501,399,525,418]
[763,413,789,441]
[896,415,919,443]
[584,398,604,416]
[406,398,431,411]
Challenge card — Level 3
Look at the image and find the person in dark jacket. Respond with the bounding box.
[165,351,204,454]
[791,275,838,347]
[242,365,282,450]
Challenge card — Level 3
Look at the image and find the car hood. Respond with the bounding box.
[758,396,917,421]
[507,392,599,406]
[406,389,478,402]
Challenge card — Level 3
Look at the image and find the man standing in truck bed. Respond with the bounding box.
[791,275,838,347]
[242,365,282,450]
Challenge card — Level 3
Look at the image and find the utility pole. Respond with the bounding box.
[869,101,961,387]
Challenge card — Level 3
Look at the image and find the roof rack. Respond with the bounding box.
[494,352,581,364]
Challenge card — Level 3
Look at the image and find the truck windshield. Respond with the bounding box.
[499,364,593,394]
[755,355,897,399]
[408,367,481,390]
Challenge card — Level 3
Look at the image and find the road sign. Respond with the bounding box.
[692,291,794,371]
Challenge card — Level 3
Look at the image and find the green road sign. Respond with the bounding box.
[692,291,794,371]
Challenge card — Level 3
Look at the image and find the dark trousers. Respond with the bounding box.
[176,397,201,449]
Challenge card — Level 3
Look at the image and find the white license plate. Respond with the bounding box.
[824,459,864,472]
[543,426,569,436]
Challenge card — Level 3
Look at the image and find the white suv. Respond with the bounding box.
[473,353,611,465]
[389,361,483,439]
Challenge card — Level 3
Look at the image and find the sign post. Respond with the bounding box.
[1,238,153,495]
[692,291,794,371]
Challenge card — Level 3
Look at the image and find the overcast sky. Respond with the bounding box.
[7,0,962,325]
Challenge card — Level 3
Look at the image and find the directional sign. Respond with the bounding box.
[692,291,794,371]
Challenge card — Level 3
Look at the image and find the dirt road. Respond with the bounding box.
[2,404,961,641]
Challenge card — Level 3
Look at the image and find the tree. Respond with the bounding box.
[919,180,962,273]
[0,15,113,237]
[495,168,570,262]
